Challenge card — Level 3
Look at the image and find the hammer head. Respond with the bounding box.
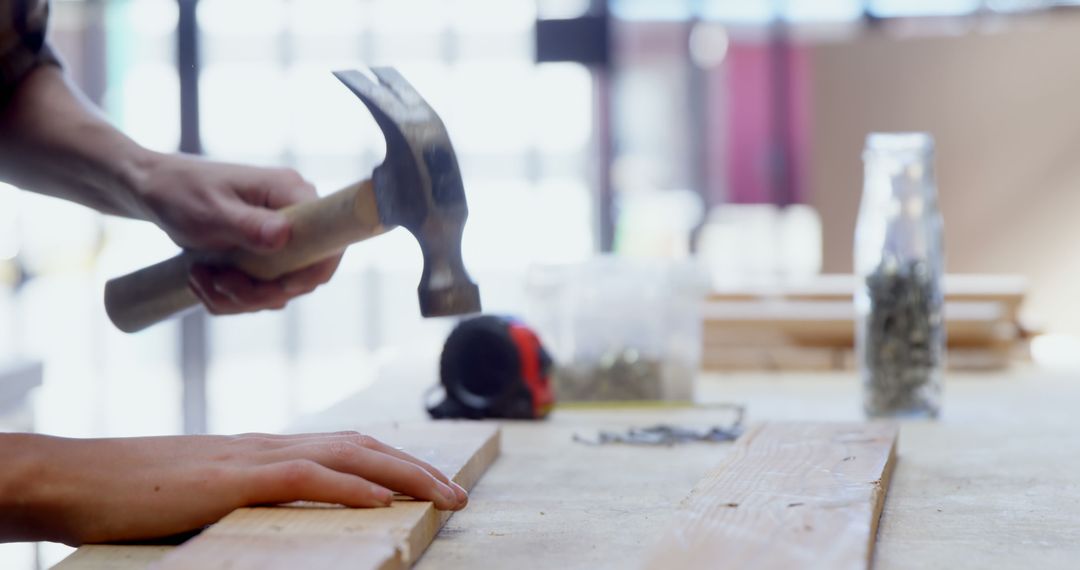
[334,68,481,317]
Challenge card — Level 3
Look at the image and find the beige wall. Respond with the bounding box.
[808,15,1080,334]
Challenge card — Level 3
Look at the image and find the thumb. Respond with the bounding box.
[221,202,291,253]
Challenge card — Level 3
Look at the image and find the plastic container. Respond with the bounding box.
[525,257,708,402]
[855,133,945,418]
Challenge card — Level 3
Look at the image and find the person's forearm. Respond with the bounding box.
[0,433,59,543]
[0,64,345,314]
[0,65,159,219]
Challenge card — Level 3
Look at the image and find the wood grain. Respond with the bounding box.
[644,422,898,570]
[702,300,1015,348]
[55,422,500,570]
[52,546,174,570]
[708,274,1027,315]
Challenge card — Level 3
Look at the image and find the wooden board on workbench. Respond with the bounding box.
[644,422,898,570]
[54,422,500,570]
[709,274,1027,313]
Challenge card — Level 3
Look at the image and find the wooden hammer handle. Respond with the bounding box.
[105,179,387,333]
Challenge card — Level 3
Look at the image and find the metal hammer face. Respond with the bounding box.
[334,68,481,317]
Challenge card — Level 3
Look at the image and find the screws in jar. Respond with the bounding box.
[554,349,666,401]
[862,259,944,418]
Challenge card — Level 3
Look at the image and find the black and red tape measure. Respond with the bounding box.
[427,315,555,420]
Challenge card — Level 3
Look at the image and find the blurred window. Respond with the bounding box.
[867,0,982,17]
[608,0,1052,22]
[612,0,865,22]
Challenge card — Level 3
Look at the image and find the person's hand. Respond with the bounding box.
[0,431,468,545]
[135,152,341,314]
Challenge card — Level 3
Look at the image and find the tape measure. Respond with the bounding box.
[427,315,555,420]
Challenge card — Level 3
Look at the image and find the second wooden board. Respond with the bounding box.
[644,422,898,570]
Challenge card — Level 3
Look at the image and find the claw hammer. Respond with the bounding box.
[104,68,482,333]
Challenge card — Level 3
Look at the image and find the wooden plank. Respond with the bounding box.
[701,346,1012,372]
[643,422,898,570]
[709,274,1027,318]
[154,535,400,570]
[701,346,841,372]
[54,422,500,570]
[53,546,174,570]
[702,300,1014,349]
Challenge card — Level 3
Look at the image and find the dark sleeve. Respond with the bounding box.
[0,0,61,104]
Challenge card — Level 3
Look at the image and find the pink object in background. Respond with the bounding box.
[717,41,810,205]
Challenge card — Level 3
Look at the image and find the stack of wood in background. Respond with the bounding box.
[702,275,1029,372]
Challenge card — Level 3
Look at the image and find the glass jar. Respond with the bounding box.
[855,133,944,418]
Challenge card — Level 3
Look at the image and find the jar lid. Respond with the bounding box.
[864,132,935,154]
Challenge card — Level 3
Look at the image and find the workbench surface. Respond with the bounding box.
[60,366,1080,569]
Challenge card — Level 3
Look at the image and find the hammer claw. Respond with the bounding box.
[333,70,400,123]
[334,68,432,125]
[369,67,426,109]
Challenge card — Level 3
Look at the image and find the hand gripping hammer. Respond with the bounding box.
[104,68,482,332]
